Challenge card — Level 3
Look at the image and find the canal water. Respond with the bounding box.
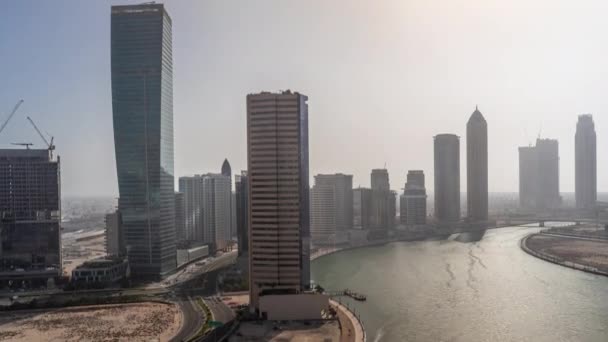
[312,226,608,342]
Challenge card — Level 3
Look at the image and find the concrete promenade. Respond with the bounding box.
[330,299,365,342]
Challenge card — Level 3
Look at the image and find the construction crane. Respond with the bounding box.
[11,142,33,149]
[27,116,55,157]
[0,100,24,136]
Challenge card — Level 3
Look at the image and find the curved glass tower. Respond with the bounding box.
[111,3,175,279]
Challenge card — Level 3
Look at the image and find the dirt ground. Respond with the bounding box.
[0,302,181,342]
[526,234,608,272]
[63,234,107,276]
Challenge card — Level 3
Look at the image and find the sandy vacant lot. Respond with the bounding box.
[63,233,107,276]
[527,234,608,271]
[0,302,181,342]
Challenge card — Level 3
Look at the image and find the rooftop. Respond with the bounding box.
[75,257,126,270]
[469,105,486,122]
[0,148,53,161]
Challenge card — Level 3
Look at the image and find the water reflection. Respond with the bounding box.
[312,226,608,342]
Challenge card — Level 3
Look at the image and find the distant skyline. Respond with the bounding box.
[2,0,608,196]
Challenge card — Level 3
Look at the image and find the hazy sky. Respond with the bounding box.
[2,0,607,197]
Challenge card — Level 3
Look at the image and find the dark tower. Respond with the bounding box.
[221,158,231,177]
[434,134,460,222]
[466,106,488,221]
[575,115,596,209]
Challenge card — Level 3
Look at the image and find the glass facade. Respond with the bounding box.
[111,4,176,278]
[298,94,310,288]
[235,171,249,258]
[0,149,61,278]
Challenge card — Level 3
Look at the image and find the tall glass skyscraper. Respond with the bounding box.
[111,3,176,279]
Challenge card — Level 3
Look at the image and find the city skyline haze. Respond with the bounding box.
[2,0,607,196]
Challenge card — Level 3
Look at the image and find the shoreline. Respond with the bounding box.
[311,240,393,262]
[330,299,366,342]
[310,223,522,262]
[520,233,608,277]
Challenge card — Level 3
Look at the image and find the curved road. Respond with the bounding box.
[204,296,234,323]
[169,253,237,341]
[171,296,204,342]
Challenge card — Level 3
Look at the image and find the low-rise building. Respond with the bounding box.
[176,245,209,267]
[259,293,329,320]
[71,257,129,284]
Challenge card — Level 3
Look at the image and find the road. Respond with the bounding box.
[170,296,205,342]
[169,252,237,341]
[161,251,237,289]
[2,251,239,342]
[204,296,234,324]
[2,251,237,301]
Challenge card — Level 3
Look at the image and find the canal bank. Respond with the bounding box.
[521,233,608,277]
[331,299,365,342]
[312,247,369,341]
[312,226,608,341]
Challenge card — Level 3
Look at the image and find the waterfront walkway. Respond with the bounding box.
[330,299,365,342]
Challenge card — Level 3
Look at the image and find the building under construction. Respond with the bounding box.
[0,148,61,287]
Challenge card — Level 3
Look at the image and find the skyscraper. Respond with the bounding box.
[221,159,235,238]
[371,169,390,191]
[434,134,460,222]
[310,174,353,245]
[353,187,372,230]
[221,159,232,178]
[202,174,232,251]
[311,184,336,245]
[247,91,310,312]
[575,114,596,210]
[111,3,176,278]
[0,149,61,283]
[174,192,185,242]
[235,171,249,260]
[405,170,425,188]
[105,210,125,256]
[518,138,561,210]
[466,107,488,221]
[400,170,427,226]
[518,146,537,208]
[370,169,395,229]
[536,138,561,209]
[178,176,203,241]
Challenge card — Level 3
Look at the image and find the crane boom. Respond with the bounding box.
[0,100,24,136]
[27,116,50,147]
